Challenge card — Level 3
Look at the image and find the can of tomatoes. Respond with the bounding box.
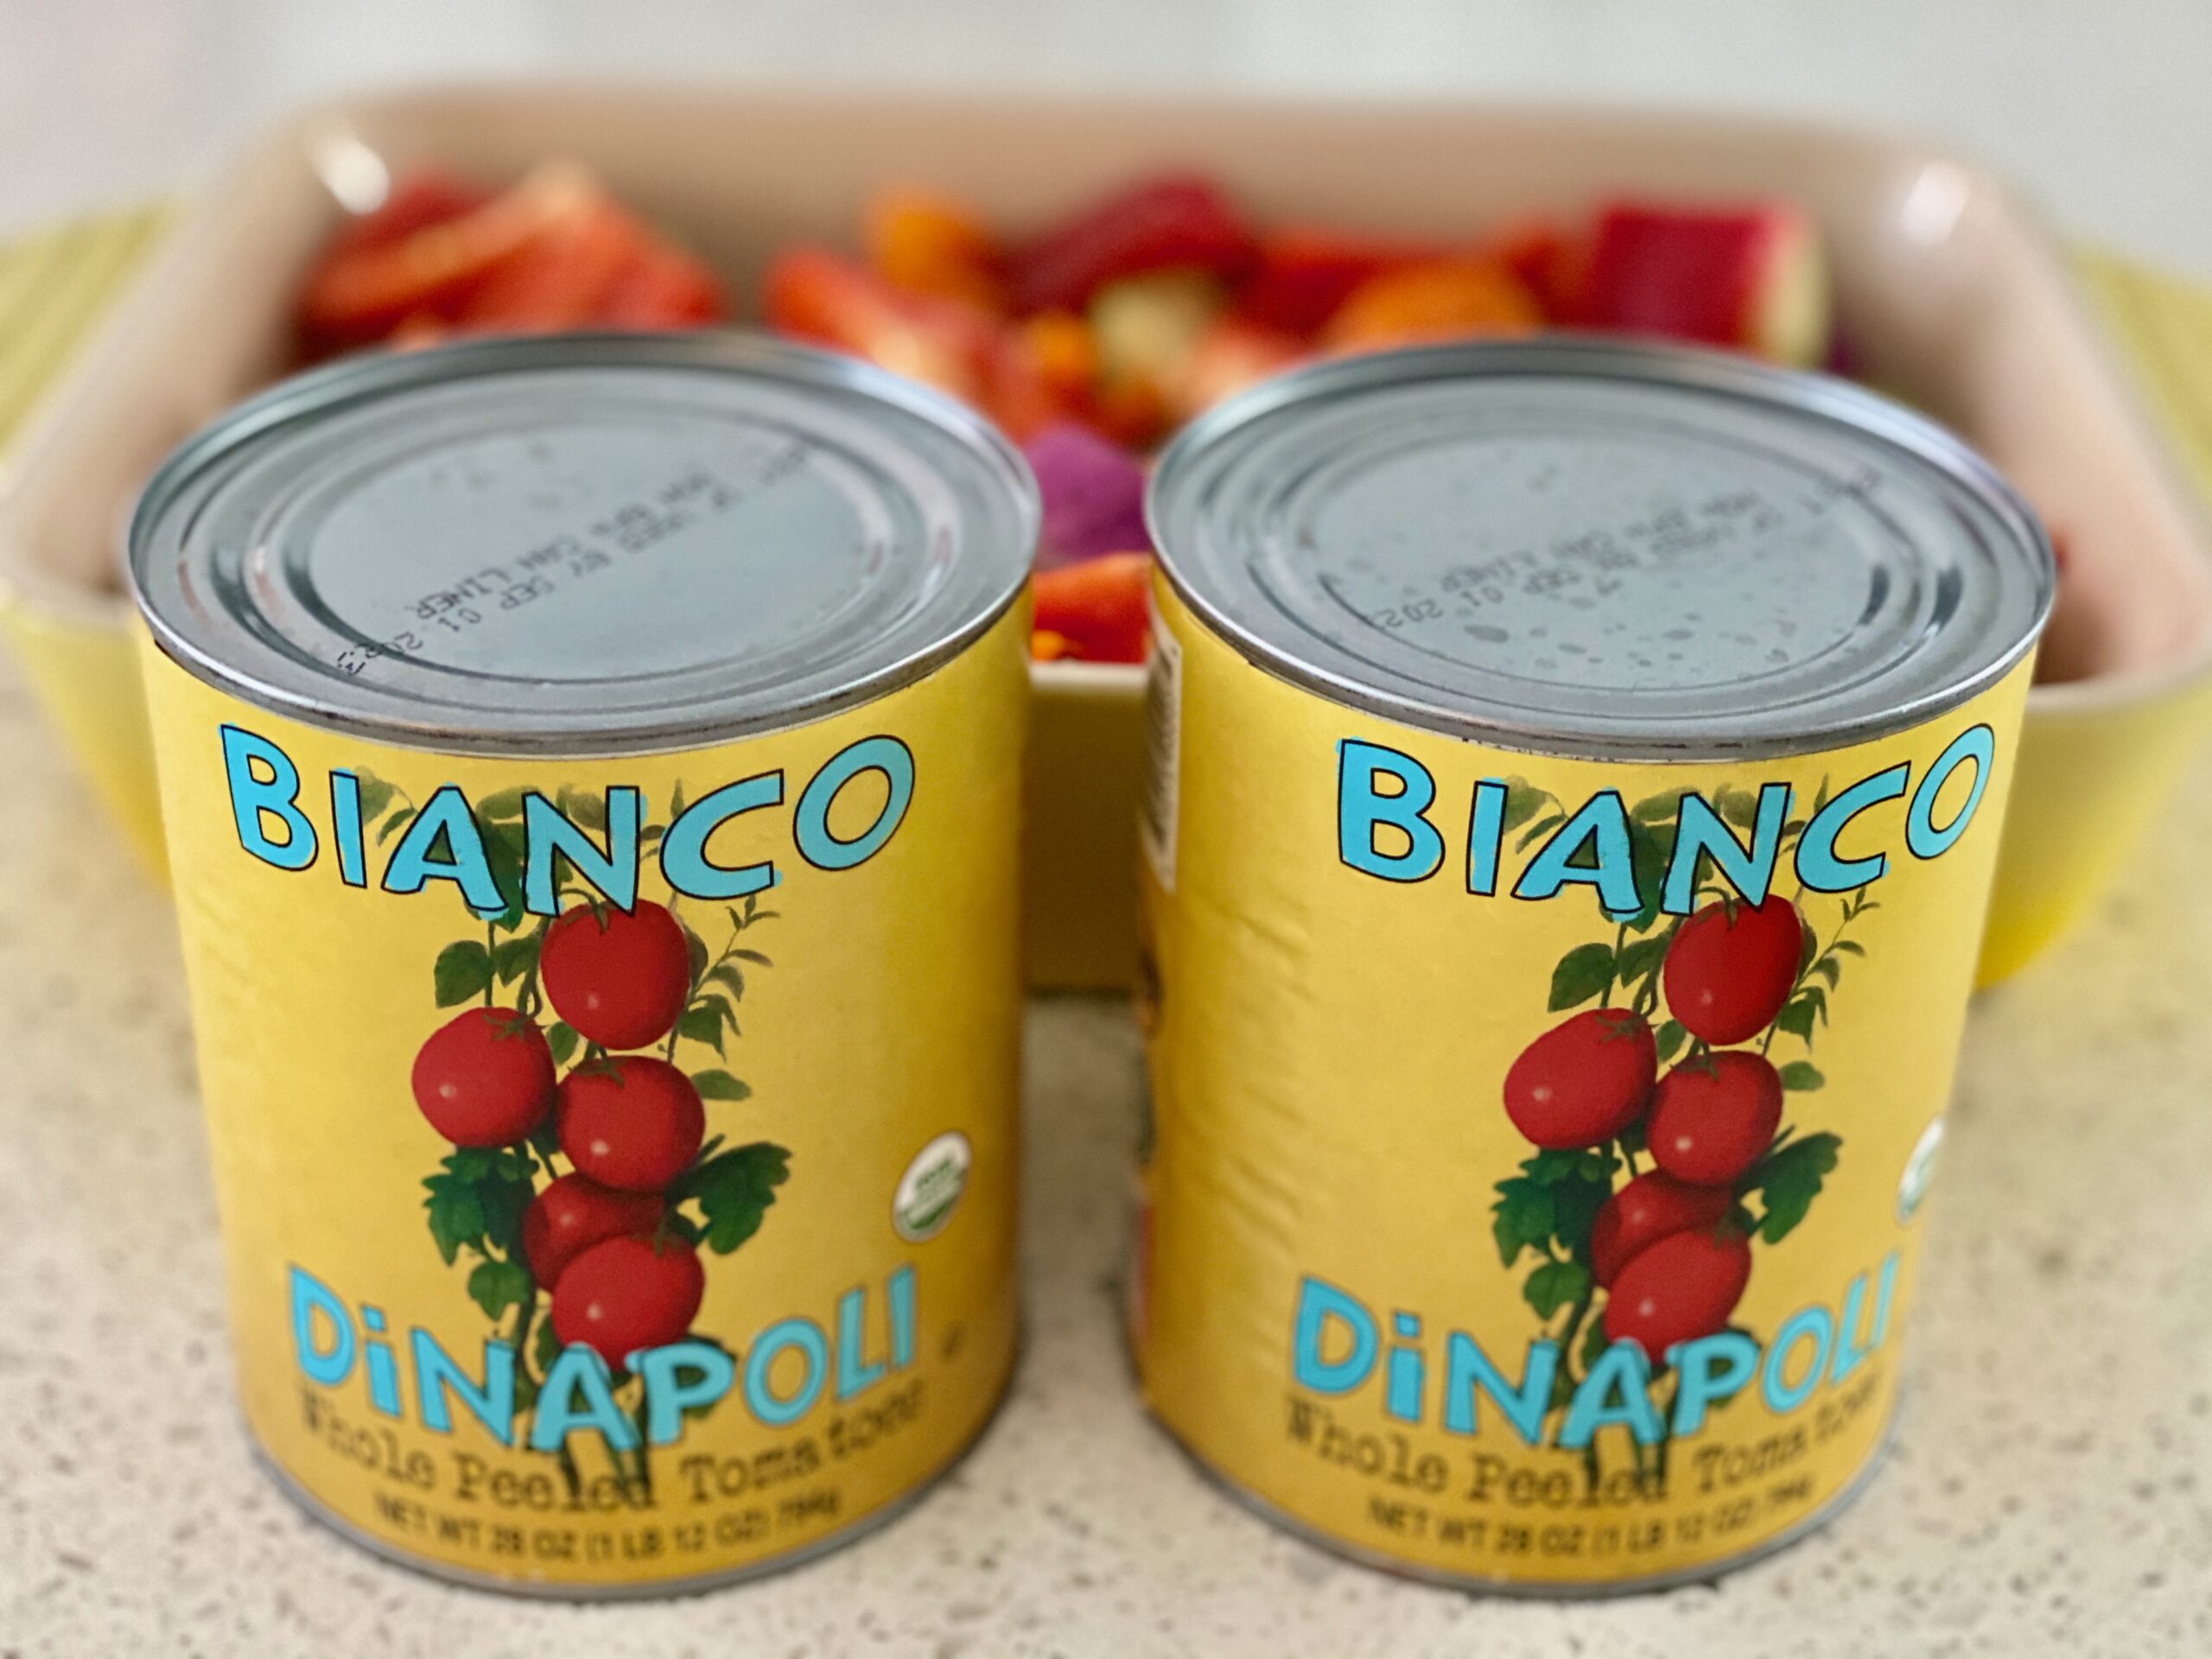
[129,334,1035,1595]
[1130,339,2053,1593]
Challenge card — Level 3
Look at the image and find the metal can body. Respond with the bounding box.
[130,335,1035,1594]
[1131,340,2052,1592]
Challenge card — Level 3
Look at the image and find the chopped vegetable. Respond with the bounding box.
[1007,175,1253,315]
[457,194,652,332]
[1238,226,1448,334]
[1176,315,1304,418]
[321,169,490,261]
[292,163,1939,676]
[866,186,1005,310]
[298,163,596,351]
[1032,550,1152,664]
[1320,258,1543,352]
[1574,200,1831,368]
[1023,423,1151,569]
[763,245,995,403]
[296,162,728,359]
[601,241,727,328]
[1090,270,1225,424]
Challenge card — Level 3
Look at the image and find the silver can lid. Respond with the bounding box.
[130,333,1038,753]
[1147,339,2054,760]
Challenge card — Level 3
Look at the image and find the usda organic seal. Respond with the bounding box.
[894,1132,972,1242]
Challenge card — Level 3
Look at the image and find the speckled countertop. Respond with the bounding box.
[0,646,2207,1657]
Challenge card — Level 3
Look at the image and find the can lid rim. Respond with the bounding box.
[129,332,1039,755]
[1146,337,2056,762]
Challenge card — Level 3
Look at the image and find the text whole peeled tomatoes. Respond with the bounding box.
[394,773,792,1491]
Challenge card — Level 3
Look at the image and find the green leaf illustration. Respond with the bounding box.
[1716,785,1760,830]
[433,940,493,1007]
[477,786,528,822]
[1616,933,1669,986]
[674,1143,792,1254]
[354,772,397,823]
[1655,1020,1688,1064]
[677,1005,727,1055]
[1778,1061,1825,1092]
[491,937,537,985]
[535,1318,562,1375]
[545,1022,580,1066]
[423,1171,486,1265]
[467,1257,533,1321]
[1491,1179,1555,1268]
[1741,1132,1842,1243]
[1516,812,1565,853]
[691,1070,752,1102]
[1491,1148,1616,1270]
[1523,1258,1592,1319]
[1499,778,1549,834]
[556,785,607,830]
[1548,943,1616,1011]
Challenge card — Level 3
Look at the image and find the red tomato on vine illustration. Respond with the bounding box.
[551,1234,708,1367]
[410,1006,556,1147]
[556,1057,708,1192]
[1489,777,1858,1471]
[372,773,795,1495]
[540,899,693,1051]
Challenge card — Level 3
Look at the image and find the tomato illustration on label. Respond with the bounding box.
[540,900,694,1051]
[1491,778,1859,1469]
[410,1007,557,1147]
[387,775,793,1491]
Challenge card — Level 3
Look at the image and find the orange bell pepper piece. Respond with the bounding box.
[1320,258,1543,353]
[865,186,1006,312]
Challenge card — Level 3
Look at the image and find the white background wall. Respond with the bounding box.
[3,0,2207,275]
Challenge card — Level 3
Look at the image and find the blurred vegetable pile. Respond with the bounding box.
[296,164,1838,665]
[771,176,1831,664]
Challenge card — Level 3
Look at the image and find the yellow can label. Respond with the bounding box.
[1134,577,2029,1589]
[140,605,1027,1592]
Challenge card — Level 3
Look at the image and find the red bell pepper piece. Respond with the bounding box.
[1477,216,1576,316]
[297,164,596,351]
[600,238,729,328]
[455,194,650,332]
[764,245,997,403]
[1572,200,1829,366]
[1007,175,1253,315]
[1236,226,1448,334]
[1032,551,1151,664]
[321,168,491,261]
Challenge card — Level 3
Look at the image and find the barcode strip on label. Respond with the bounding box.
[1141,607,1182,892]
